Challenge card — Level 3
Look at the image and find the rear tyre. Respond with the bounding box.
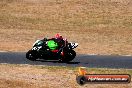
[26,50,38,61]
[60,50,76,63]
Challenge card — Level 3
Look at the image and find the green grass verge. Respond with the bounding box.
[1,63,132,75]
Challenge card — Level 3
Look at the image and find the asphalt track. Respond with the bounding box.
[0,52,132,69]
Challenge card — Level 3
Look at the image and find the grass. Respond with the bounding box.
[0,0,132,55]
[0,63,132,88]
[2,63,132,75]
[0,1,132,87]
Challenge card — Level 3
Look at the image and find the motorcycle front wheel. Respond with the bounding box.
[26,50,38,61]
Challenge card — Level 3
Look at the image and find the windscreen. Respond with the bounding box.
[34,40,44,46]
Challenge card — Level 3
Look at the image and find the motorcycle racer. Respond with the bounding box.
[26,34,78,62]
[45,33,68,57]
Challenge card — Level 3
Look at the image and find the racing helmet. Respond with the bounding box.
[55,33,62,39]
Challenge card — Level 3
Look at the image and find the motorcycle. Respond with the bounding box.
[26,38,78,62]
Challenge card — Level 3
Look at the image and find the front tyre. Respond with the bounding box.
[26,50,38,61]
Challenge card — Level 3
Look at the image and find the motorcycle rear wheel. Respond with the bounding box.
[59,50,76,63]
